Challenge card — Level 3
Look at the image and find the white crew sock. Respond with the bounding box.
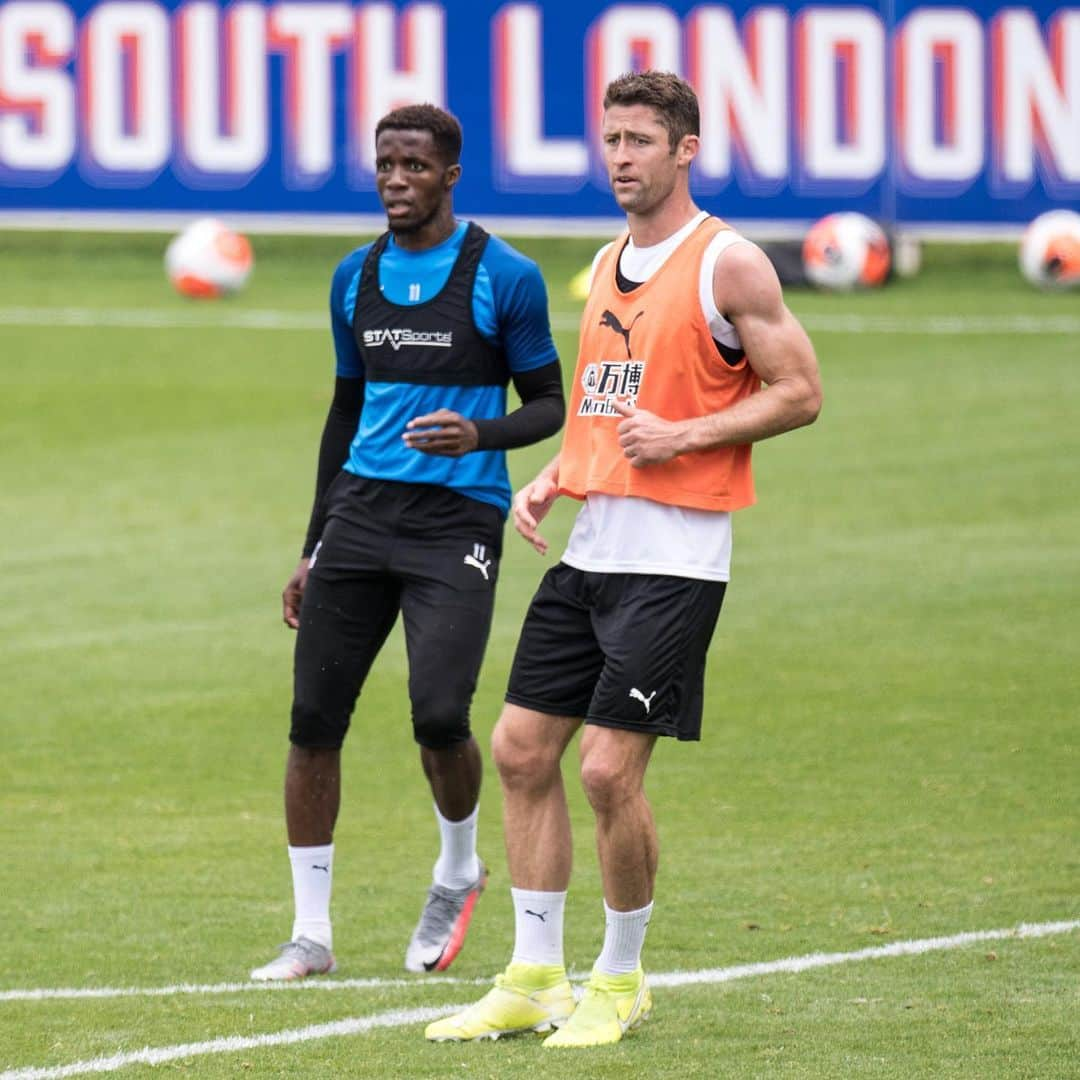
[595,900,653,975]
[288,843,334,949]
[510,888,567,967]
[432,803,480,890]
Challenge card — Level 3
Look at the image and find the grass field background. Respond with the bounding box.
[1,230,1077,1077]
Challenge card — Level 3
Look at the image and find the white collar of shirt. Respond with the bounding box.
[619,210,710,282]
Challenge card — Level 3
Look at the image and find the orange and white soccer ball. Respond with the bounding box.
[165,218,253,298]
[802,212,891,290]
[1018,210,1080,290]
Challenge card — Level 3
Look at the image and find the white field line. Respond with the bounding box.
[3,918,1076,1005]
[0,973,487,1003]
[646,918,1079,988]
[0,919,1075,1080]
[1,305,1079,336]
[791,313,1080,336]
[0,1004,464,1080]
[0,306,324,332]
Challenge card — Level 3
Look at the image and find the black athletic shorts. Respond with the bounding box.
[505,562,727,741]
[290,473,503,751]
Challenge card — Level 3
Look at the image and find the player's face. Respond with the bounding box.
[601,105,695,215]
[374,129,460,235]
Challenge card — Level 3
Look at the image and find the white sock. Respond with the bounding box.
[288,844,334,949]
[432,803,480,890]
[510,888,567,968]
[595,900,653,975]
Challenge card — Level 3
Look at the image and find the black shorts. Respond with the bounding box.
[290,473,503,751]
[505,563,726,741]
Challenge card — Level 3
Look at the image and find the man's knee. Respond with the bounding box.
[290,703,350,751]
[579,735,650,815]
[579,753,629,814]
[492,707,561,789]
[411,695,471,750]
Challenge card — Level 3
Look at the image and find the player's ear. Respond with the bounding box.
[444,163,462,190]
[676,134,699,168]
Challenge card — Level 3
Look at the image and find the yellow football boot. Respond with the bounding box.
[425,962,575,1042]
[542,966,651,1048]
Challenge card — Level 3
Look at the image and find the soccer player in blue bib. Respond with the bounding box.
[251,104,564,982]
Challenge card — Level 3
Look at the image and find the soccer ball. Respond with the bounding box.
[165,218,253,298]
[1018,210,1080,290]
[802,212,891,290]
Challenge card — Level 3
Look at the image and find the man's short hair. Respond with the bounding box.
[603,71,700,151]
[375,103,463,165]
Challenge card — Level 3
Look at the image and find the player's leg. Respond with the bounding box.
[494,703,578,895]
[252,525,401,982]
[424,705,582,1041]
[497,563,602,976]
[418,736,484,958]
[543,572,726,1047]
[496,704,581,974]
[284,745,340,848]
[427,565,600,1041]
[397,512,502,973]
[420,734,482,822]
[580,724,658,914]
[541,726,657,1047]
[264,742,342,982]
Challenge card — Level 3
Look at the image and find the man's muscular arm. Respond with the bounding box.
[613,242,822,467]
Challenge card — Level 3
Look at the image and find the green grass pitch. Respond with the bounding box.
[0,229,1077,1078]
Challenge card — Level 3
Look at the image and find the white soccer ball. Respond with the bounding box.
[1018,210,1080,290]
[165,218,253,299]
[802,212,891,290]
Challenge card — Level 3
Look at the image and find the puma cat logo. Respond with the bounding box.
[463,543,491,581]
[599,309,644,359]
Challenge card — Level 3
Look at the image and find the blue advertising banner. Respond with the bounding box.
[0,0,1077,227]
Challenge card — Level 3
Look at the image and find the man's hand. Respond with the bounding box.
[402,409,479,457]
[513,470,560,555]
[611,399,689,467]
[282,557,311,630]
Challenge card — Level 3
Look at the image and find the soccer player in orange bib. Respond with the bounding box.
[427,71,822,1047]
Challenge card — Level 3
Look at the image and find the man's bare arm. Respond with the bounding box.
[614,242,822,467]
